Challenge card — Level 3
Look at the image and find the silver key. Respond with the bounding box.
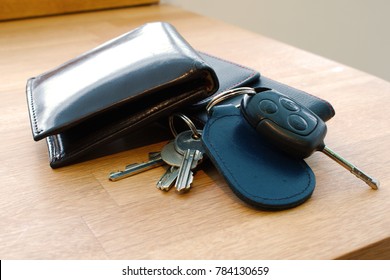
[156,166,180,191]
[174,130,206,156]
[109,141,182,187]
[109,153,164,181]
[156,141,182,190]
[173,129,205,192]
[157,133,205,192]
[175,149,203,192]
[160,141,184,167]
[156,141,184,191]
[109,128,204,193]
[124,152,161,169]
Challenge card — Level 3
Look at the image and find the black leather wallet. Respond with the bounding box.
[26,22,218,167]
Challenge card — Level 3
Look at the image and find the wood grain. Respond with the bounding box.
[0,0,159,21]
[0,4,389,260]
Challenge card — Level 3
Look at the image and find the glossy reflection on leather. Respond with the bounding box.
[27,22,218,141]
[26,22,219,168]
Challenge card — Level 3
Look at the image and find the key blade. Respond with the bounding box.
[156,166,179,191]
[175,149,195,193]
[109,156,164,181]
[176,171,194,193]
[125,163,138,169]
[191,150,203,169]
[124,152,160,169]
[351,167,380,190]
[322,146,380,190]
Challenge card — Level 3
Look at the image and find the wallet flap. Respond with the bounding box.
[27,22,218,141]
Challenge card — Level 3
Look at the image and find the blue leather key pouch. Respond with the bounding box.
[189,54,335,210]
[202,104,316,210]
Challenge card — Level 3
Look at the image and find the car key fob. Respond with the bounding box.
[241,88,379,189]
[241,88,327,158]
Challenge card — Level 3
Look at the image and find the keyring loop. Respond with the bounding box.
[206,87,256,114]
[169,113,201,139]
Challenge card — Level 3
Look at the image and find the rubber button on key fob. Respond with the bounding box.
[280,97,299,111]
[259,99,278,114]
[241,88,326,158]
[288,114,308,131]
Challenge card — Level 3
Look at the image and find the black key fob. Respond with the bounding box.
[241,88,327,158]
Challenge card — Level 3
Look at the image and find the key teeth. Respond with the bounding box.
[176,189,190,193]
[156,184,171,192]
[156,178,174,191]
[156,166,179,192]
[156,183,170,191]
[176,186,191,193]
[175,171,194,193]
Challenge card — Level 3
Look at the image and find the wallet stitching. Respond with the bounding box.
[204,112,312,201]
[27,78,42,135]
[220,71,257,93]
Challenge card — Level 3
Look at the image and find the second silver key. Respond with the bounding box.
[156,141,185,191]
[174,129,205,192]
[156,166,180,191]
[109,153,164,181]
[175,149,203,192]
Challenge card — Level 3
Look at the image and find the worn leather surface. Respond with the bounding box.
[26,22,218,167]
[26,22,218,141]
[202,105,316,210]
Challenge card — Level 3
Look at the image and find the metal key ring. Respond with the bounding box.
[206,87,256,114]
[169,113,201,139]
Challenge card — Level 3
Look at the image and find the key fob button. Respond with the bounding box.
[280,97,299,111]
[288,114,308,131]
[259,99,278,114]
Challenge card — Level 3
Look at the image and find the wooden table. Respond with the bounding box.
[0,4,389,260]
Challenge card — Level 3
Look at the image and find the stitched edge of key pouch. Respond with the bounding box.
[202,105,315,210]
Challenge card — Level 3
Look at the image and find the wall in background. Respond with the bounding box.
[163,0,389,82]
